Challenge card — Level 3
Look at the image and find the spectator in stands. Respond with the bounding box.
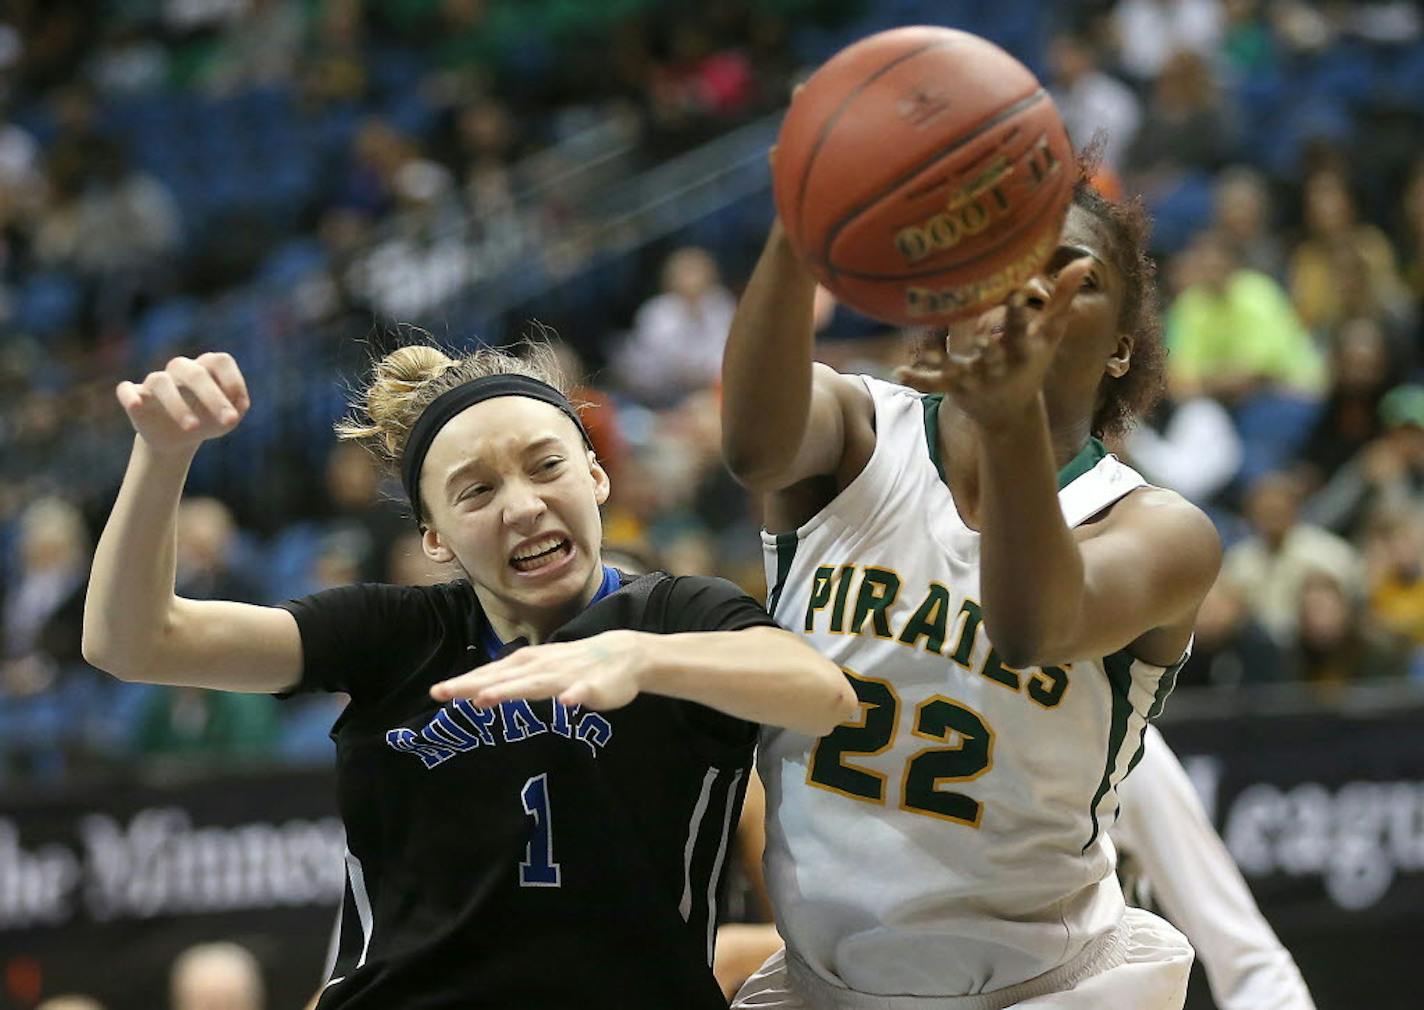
[170,941,265,1010]
[1307,384,1424,539]
[1269,1,1334,56]
[1294,570,1407,686]
[310,527,370,590]
[175,498,262,604]
[1222,470,1362,646]
[1125,49,1235,188]
[1166,229,1324,400]
[319,442,407,583]
[1112,0,1224,83]
[648,17,755,143]
[1219,0,1276,79]
[1123,392,1243,506]
[300,0,368,106]
[1211,165,1286,279]
[1289,168,1411,337]
[133,680,280,761]
[1320,241,1416,354]
[332,118,419,218]
[0,110,42,225]
[1363,505,1424,657]
[1298,316,1397,485]
[196,0,305,95]
[615,246,735,407]
[1,497,89,697]
[1178,575,1290,687]
[444,96,520,178]
[34,135,180,279]
[1047,33,1141,171]
[87,19,170,96]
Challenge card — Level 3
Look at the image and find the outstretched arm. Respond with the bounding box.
[82,353,303,692]
[431,626,857,739]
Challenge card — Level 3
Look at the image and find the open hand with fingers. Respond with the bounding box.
[431,629,649,711]
[116,352,251,455]
[895,258,1093,430]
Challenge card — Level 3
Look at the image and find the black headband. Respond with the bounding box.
[400,374,592,525]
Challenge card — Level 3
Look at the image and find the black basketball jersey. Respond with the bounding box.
[278,570,774,1010]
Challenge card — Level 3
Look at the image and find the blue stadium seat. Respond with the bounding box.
[1144,172,1215,256]
[1259,99,1354,178]
[267,522,324,600]
[1302,44,1378,108]
[13,270,84,337]
[131,297,202,369]
[256,238,328,289]
[277,697,344,763]
[1232,391,1322,487]
[1391,42,1424,105]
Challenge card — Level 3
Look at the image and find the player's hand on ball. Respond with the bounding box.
[430,630,648,710]
[895,257,1093,429]
[116,352,250,454]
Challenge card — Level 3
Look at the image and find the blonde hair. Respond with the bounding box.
[336,337,574,476]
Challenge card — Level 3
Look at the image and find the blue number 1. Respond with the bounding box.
[519,773,561,887]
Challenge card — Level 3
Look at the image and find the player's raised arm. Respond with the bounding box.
[720,219,865,493]
[82,353,303,692]
[898,209,1221,669]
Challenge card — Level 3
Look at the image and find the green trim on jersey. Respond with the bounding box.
[1056,437,1108,490]
[1083,648,1135,852]
[767,532,800,619]
[1124,652,1186,778]
[919,403,1103,491]
[921,394,946,481]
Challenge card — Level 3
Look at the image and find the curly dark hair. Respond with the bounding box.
[1071,162,1167,438]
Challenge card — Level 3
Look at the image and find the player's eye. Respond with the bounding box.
[457,484,491,503]
[537,457,565,475]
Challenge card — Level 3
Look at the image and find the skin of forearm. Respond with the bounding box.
[636,627,855,738]
[81,436,196,673]
[720,222,819,486]
[975,397,1086,667]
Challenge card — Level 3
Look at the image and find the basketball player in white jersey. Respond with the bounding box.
[718,729,1319,1010]
[719,168,1223,1009]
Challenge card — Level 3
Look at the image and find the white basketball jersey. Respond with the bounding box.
[759,376,1185,998]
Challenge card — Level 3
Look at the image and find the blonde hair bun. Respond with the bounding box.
[336,337,574,477]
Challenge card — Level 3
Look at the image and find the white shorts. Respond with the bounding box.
[732,907,1193,1010]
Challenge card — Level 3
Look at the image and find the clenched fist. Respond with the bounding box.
[116,352,250,454]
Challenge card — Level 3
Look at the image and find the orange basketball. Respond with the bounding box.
[773,26,1074,326]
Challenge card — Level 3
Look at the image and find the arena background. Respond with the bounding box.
[1,0,1422,1007]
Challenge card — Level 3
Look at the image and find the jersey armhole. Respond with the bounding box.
[922,392,946,482]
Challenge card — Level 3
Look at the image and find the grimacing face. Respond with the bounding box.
[417,395,608,623]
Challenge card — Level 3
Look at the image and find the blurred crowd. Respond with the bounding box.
[2,0,1424,784]
[35,940,267,1010]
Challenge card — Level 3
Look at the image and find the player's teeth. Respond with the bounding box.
[518,541,545,559]
[515,538,559,561]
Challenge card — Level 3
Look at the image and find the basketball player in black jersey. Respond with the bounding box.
[83,341,855,1010]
